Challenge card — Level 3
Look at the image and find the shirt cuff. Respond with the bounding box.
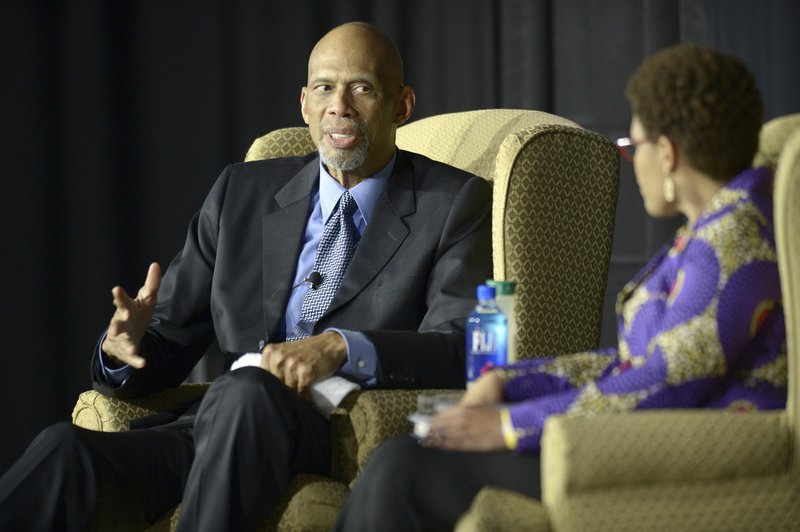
[97,333,134,386]
[325,328,378,386]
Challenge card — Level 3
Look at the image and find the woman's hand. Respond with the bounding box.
[461,369,504,407]
[423,404,505,452]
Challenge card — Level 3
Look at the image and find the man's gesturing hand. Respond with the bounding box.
[101,262,162,369]
[260,332,348,397]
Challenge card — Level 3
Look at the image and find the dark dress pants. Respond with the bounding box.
[0,367,330,532]
[335,435,541,532]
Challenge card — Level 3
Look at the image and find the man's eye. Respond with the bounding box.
[353,85,372,94]
[315,85,332,92]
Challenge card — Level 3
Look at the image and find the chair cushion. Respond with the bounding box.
[330,389,426,486]
[541,410,790,495]
[548,474,800,532]
[142,474,350,532]
[266,474,350,532]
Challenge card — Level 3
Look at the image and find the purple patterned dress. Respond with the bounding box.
[500,167,787,453]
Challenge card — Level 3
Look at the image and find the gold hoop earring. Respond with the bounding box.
[663,174,675,203]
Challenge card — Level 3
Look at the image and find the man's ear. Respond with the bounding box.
[394,85,416,126]
[656,135,678,174]
[300,87,310,125]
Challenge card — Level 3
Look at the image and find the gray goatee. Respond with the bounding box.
[318,119,369,171]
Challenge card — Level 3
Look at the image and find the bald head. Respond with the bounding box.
[300,22,415,187]
[308,22,404,89]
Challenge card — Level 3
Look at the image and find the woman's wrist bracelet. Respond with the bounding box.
[499,408,518,450]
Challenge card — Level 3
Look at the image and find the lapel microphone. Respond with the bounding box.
[304,271,323,290]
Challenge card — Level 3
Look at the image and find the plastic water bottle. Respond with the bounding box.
[486,279,517,363]
[466,284,508,387]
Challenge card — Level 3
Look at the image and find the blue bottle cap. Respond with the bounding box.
[476,284,496,300]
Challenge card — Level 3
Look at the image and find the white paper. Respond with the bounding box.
[230,353,360,418]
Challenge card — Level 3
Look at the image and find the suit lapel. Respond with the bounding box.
[325,151,416,316]
[261,157,319,340]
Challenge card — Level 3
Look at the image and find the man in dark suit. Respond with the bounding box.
[0,22,491,531]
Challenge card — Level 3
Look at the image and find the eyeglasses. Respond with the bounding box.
[615,137,655,162]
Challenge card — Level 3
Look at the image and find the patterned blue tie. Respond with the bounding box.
[287,190,357,341]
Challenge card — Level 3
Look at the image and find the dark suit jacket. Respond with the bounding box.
[92,149,492,398]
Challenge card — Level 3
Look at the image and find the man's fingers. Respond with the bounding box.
[139,262,162,301]
[113,338,146,368]
[111,286,134,311]
[283,358,316,395]
[267,348,314,395]
[123,352,147,369]
[266,349,285,377]
[101,336,147,369]
[262,346,291,385]
[107,320,121,337]
[261,340,331,397]
[282,358,299,390]
[295,365,314,397]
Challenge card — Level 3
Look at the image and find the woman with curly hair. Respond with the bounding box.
[336,44,786,532]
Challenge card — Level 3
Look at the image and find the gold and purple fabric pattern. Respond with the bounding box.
[500,167,787,453]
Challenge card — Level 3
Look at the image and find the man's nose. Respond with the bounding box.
[328,89,355,117]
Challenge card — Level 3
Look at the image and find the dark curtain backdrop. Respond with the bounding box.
[1,0,798,475]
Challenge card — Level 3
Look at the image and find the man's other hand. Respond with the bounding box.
[261,332,347,397]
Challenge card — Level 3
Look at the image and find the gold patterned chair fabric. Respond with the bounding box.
[454,114,800,532]
[753,112,800,170]
[71,109,621,531]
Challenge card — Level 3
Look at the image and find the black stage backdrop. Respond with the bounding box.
[1,0,798,474]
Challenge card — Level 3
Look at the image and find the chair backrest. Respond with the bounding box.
[773,126,800,459]
[245,109,620,358]
[396,109,620,357]
[753,113,800,169]
[245,127,316,161]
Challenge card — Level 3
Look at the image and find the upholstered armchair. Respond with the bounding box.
[455,114,800,532]
[71,109,620,531]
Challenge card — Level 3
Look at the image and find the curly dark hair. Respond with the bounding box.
[625,44,764,182]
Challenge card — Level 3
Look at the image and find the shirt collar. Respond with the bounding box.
[318,151,396,224]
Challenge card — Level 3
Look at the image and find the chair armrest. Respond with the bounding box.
[455,486,551,532]
[541,409,790,500]
[330,389,460,486]
[71,383,211,432]
[72,384,454,486]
